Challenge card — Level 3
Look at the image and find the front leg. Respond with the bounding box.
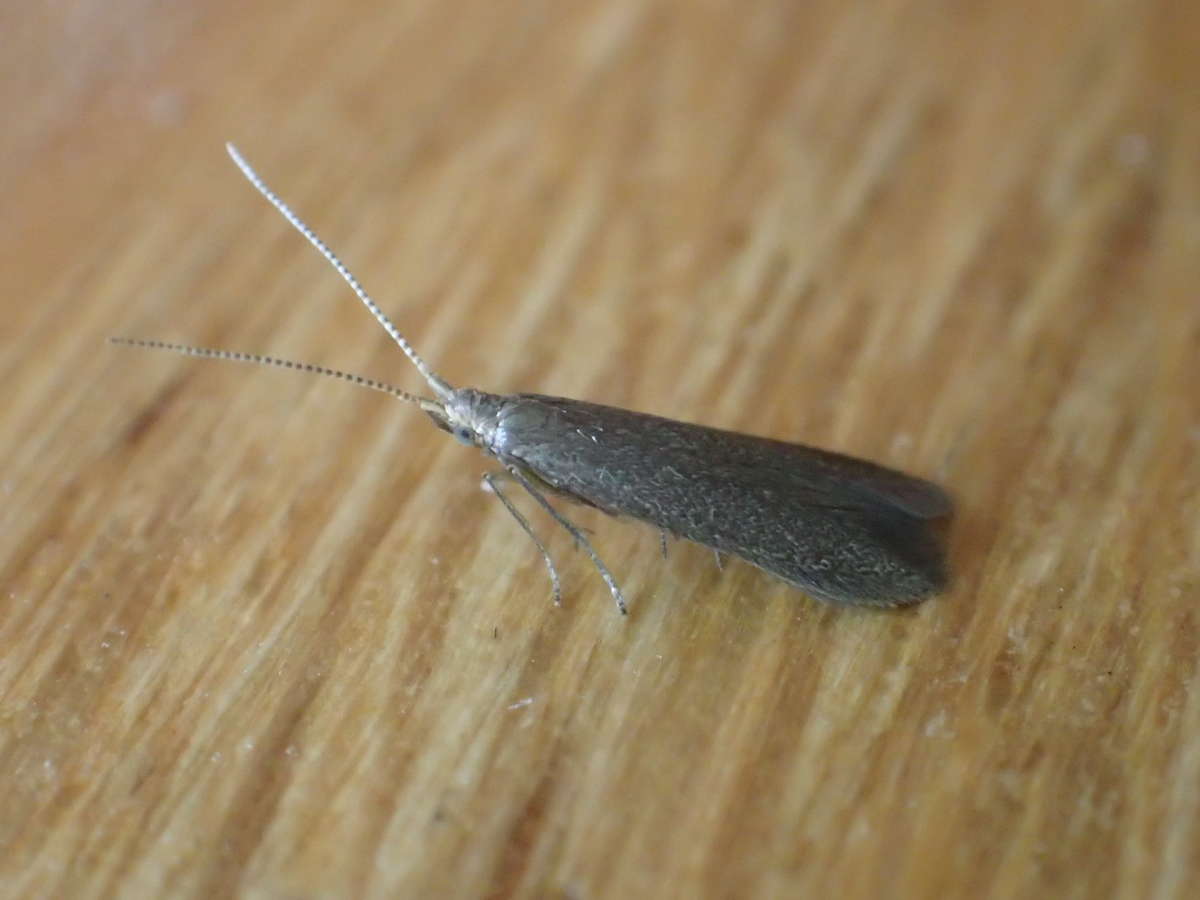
[481,471,562,607]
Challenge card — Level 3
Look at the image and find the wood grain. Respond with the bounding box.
[3,1,1198,897]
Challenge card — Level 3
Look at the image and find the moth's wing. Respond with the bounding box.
[699,456,950,606]
[836,467,951,521]
[753,434,952,521]
[497,395,951,606]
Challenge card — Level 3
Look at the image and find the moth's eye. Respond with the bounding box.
[453,426,474,446]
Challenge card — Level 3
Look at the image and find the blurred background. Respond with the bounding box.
[3,1,1198,897]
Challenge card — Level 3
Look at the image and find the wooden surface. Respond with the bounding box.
[4,1,1198,897]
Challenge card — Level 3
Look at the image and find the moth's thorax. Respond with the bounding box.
[444,387,509,453]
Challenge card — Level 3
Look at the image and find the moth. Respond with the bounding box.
[115,145,952,614]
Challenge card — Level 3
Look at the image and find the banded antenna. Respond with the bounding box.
[223,143,454,400]
[112,145,456,416]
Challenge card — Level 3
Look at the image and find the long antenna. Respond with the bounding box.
[108,337,443,414]
[224,142,455,400]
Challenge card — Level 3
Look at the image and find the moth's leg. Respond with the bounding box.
[482,471,562,606]
[505,465,629,616]
[659,531,669,559]
[486,469,594,545]
[713,550,725,571]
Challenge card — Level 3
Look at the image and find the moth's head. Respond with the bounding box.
[426,406,476,447]
[433,388,506,452]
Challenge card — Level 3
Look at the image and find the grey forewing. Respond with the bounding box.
[492,394,950,607]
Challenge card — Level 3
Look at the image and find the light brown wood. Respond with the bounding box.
[4,1,1198,896]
